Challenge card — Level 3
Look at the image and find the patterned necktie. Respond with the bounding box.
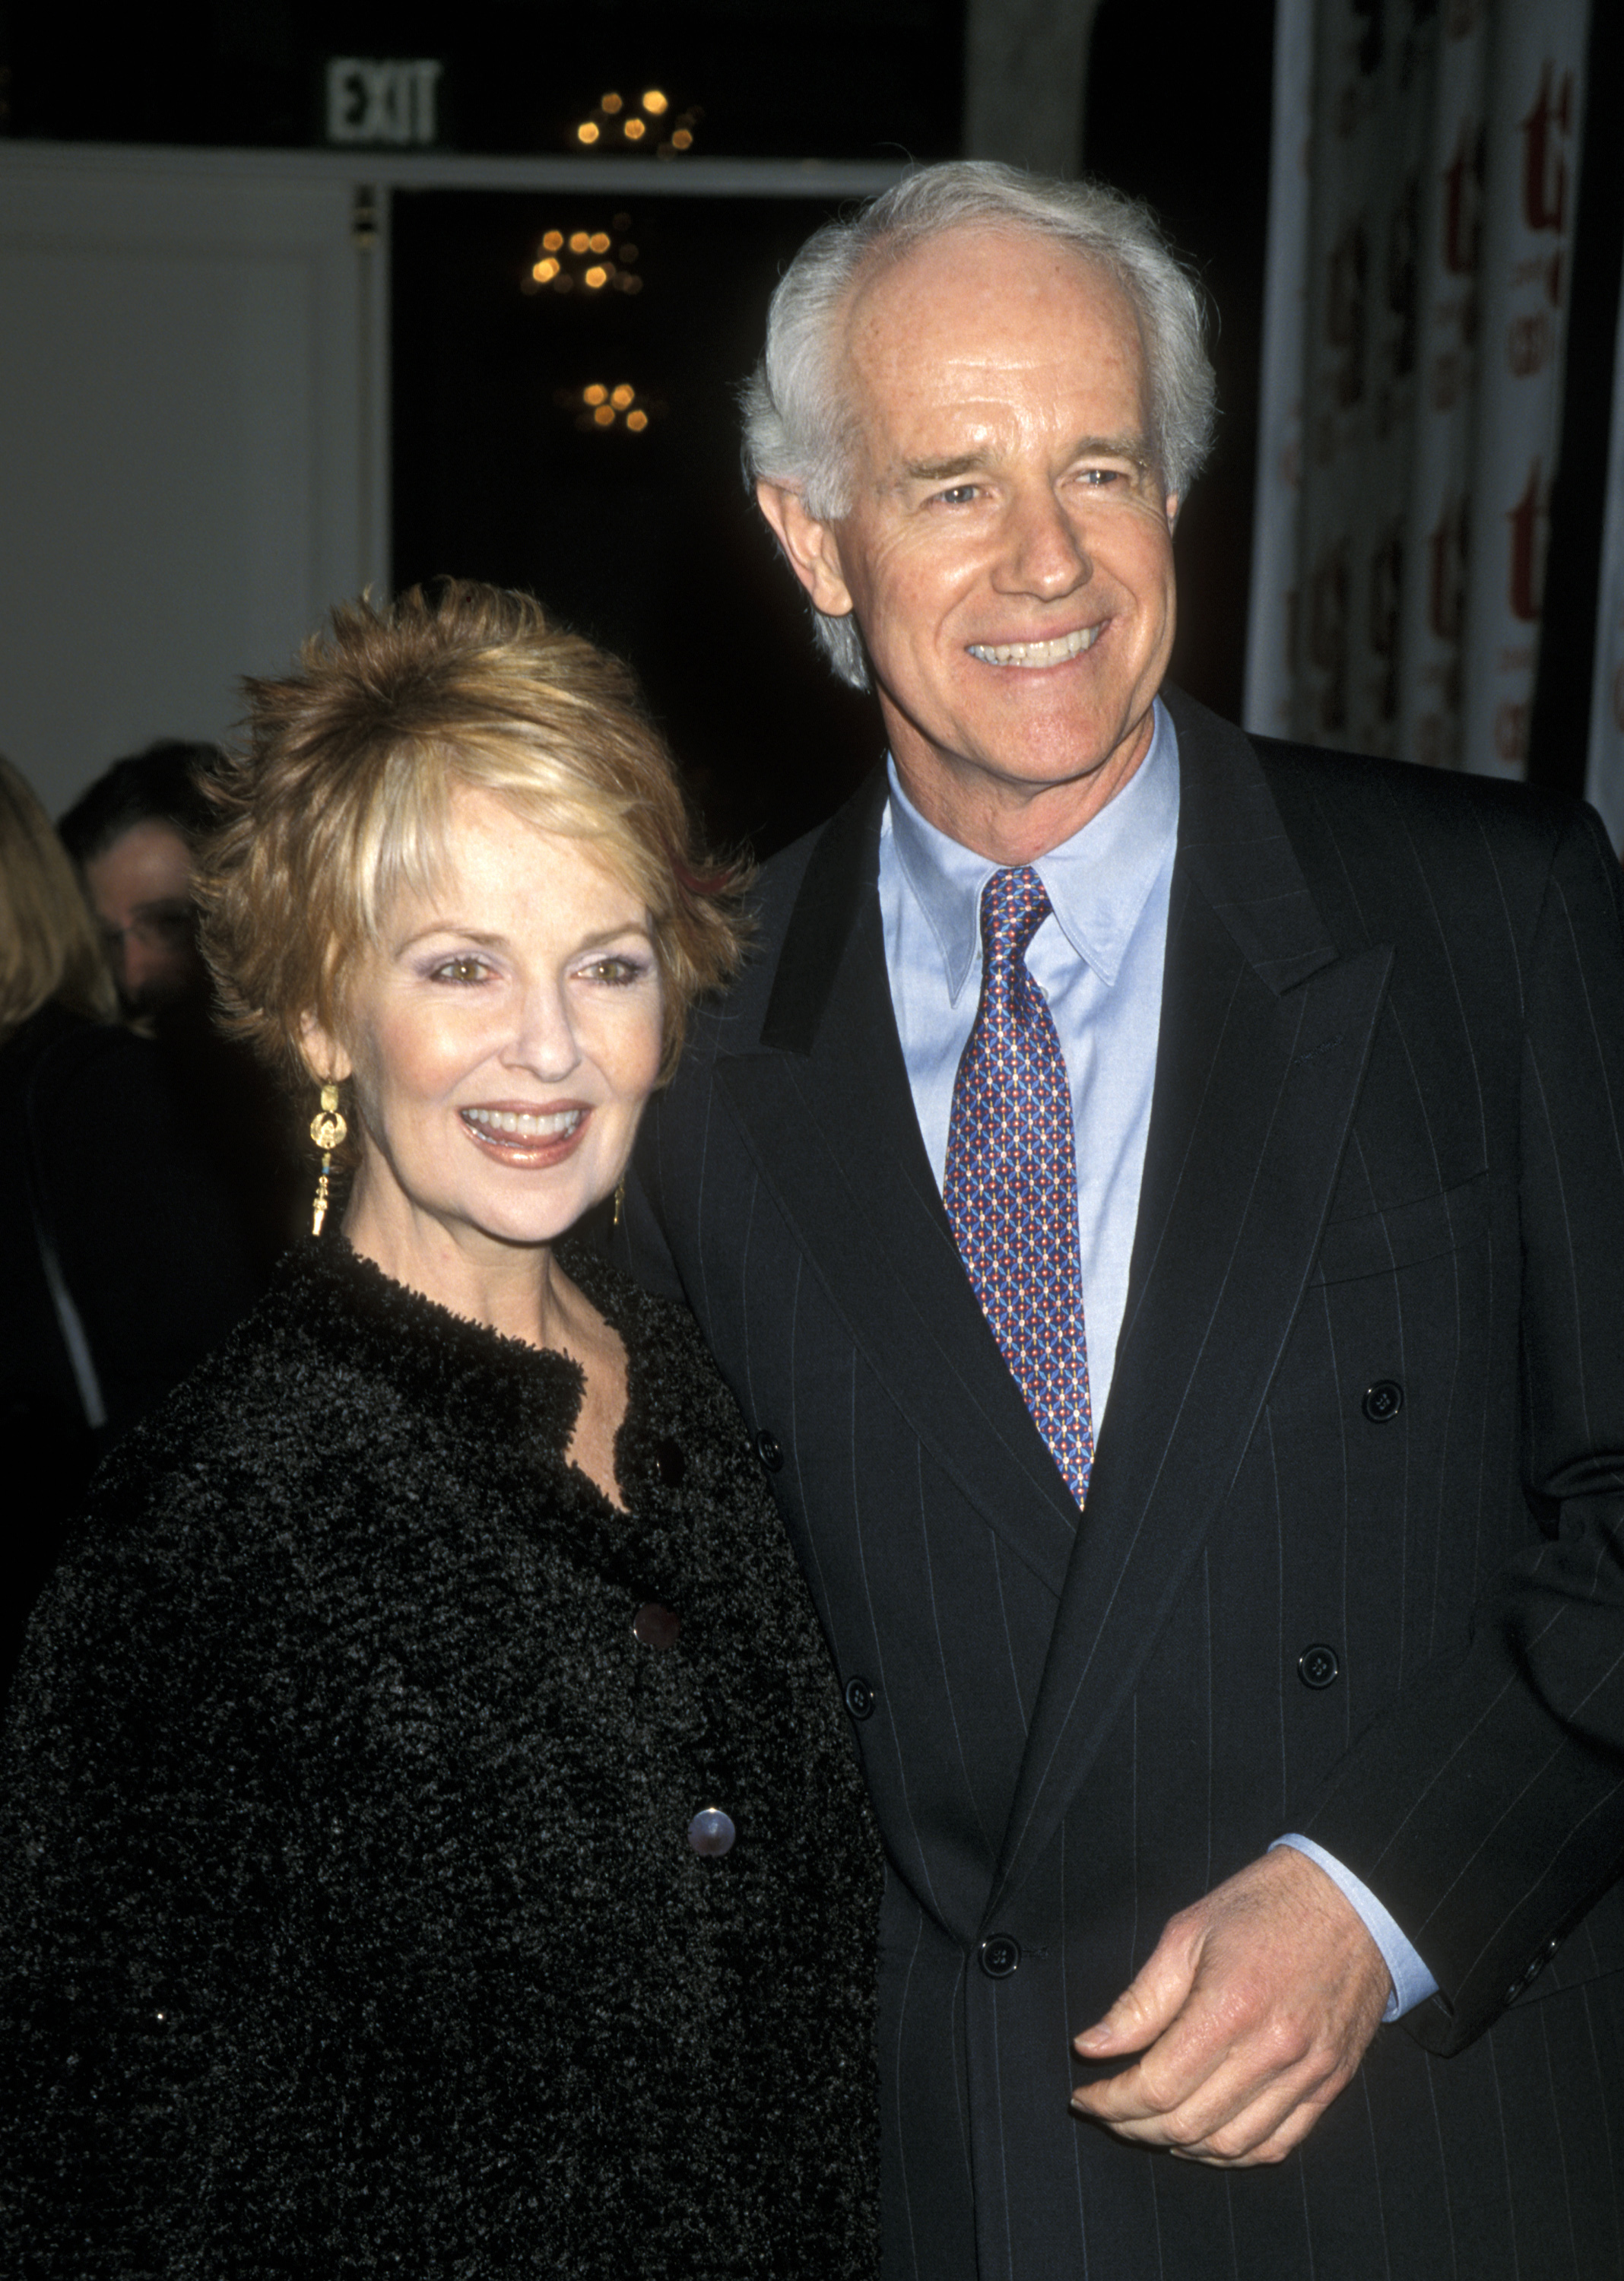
[944,865,1094,1507]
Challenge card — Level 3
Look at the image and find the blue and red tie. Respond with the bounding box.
[944,865,1094,1508]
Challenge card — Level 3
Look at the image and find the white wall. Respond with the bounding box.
[0,144,387,817]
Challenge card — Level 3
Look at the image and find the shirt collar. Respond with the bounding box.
[882,696,1181,1003]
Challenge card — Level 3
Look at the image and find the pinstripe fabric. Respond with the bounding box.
[620,688,1624,2280]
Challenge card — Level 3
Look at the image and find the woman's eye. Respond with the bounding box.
[431,956,488,984]
[579,956,647,986]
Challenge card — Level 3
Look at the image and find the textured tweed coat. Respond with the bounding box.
[0,1236,883,2279]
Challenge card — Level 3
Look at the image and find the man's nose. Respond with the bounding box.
[997,487,1092,598]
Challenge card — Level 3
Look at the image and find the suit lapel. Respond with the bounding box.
[717,777,1082,1598]
[985,696,1393,1917]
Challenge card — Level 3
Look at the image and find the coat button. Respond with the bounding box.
[1298,1643,1340,1689]
[1362,1379,1404,1423]
[652,1437,687,1486]
[979,1933,1020,1979]
[756,1429,784,1473]
[843,1674,877,1720]
[633,1602,681,1649]
[687,1807,736,1857]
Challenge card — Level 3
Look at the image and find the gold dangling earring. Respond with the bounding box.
[613,1177,626,1229]
[309,1080,347,1236]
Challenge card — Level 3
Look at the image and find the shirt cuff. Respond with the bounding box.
[1269,1835,1438,2022]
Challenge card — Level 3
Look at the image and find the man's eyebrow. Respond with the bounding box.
[899,452,992,483]
[1074,432,1155,465]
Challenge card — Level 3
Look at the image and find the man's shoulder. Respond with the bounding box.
[680,770,887,1063]
[1249,728,1584,866]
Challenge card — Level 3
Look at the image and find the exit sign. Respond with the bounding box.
[325,58,444,146]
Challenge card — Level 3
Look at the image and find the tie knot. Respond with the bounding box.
[979,864,1052,968]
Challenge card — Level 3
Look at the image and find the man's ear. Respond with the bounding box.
[755,481,857,620]
[299,1010,354,1088]
[1165,492,1182,532]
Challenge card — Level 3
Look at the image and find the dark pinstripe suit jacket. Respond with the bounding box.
[622,690,1624,2280]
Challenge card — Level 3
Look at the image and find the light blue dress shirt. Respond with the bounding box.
[877,698,1436,2023]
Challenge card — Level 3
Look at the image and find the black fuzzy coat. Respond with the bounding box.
[0,1237,883,2279]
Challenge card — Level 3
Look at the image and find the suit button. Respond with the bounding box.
[1298,1643,1340,1689]
[979,1934,1020,1979]
[843,1674,877,1720]
[1362,1380,1404,1423]
[652,1437,687,1486]
[756,1429,784,1473]
[687,1807,736,1857]
[632,1602,681,1649]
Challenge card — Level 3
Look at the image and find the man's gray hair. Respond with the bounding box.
[742,160,1217,690]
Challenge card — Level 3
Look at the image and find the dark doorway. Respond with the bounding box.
[392,188,884,856]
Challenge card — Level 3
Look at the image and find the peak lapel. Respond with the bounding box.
[986,699,1394,1918]
[717,777,1081,1598]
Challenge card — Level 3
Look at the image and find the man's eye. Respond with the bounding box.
[933,484,980,506]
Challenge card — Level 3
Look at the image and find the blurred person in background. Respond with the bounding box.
[58,740,214,1030]
[0,585,881,2278]
[0,755,260,1700]
[60,739,303,1260]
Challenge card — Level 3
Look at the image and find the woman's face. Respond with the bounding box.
[312,787,665,1265]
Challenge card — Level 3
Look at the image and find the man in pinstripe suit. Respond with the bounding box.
[619,163,1624,2277]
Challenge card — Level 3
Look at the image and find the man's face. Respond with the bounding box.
[761,224,1180,855]
[82,818,203,1025]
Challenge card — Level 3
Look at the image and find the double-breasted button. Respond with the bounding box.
[1298,1643,1340,1689]
[756,1429,784,1473]
[979,1933,1020,1979]
[1362,1380,1404,1423]
[687,1807,736,1857]
[652,1437,687,1486]
[844,1674,877,1721]
[633,1602,681,1649]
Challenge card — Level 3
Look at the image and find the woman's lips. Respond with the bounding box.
[459,1103,588,1163]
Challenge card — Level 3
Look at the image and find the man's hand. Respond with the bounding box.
[1067,1845,1391,2166]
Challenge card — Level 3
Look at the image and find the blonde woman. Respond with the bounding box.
[0,756,257,1691]
[0,587,882,2279]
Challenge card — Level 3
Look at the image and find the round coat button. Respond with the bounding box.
[687,1808,736,1857]
[844,1674,877,1720]
[1298,1643,1340,1689]
[632,1602,681,1649]
[652,1437,687,1487]
[979,1934,1020,1979]
[756,1429,784,1473]
[1362,1379,1404,1423]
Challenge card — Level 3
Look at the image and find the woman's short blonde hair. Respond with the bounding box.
[0,753,116,1041]
[198,582,748,1092]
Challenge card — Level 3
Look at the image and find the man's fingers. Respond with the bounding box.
[1073,2028,1353,2165]
[1072,1919,1200,2057]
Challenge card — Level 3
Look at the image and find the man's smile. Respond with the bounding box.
[966,623,1104,669]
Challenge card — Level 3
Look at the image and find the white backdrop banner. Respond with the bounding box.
[1585,260,1624,848]
[1247,0,1590,785]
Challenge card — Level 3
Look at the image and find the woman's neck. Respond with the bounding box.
[341,1181,563,1351]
